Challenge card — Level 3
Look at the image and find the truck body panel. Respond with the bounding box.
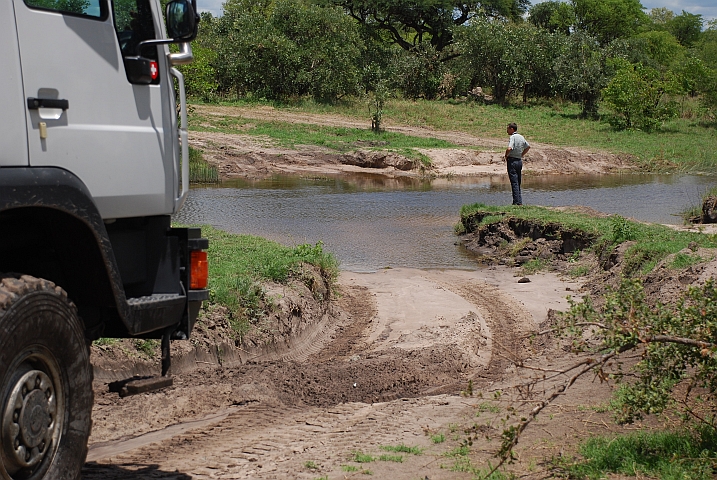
[0,2,29,166]
[12,0,179,219]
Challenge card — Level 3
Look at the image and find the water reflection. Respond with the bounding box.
[174,173,716,272]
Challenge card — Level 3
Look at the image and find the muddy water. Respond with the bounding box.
[173,173,716,272]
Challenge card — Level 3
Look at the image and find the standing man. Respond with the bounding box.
[504,122,530,206]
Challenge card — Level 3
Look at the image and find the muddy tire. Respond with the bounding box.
[0,275,92,480]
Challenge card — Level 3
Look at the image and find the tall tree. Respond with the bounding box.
[571,0,647,45]
[667,10,702,47]
[320,0,529,52]
[528,0,574,35]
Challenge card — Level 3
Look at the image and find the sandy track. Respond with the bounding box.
[83,268,585,479]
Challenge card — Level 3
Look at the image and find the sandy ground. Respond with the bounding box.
[80,107,715,479]
[84,267,607,479]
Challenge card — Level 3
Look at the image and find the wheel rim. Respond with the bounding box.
[1,352,64,479]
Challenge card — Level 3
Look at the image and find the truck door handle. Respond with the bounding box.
[27,97,69,111]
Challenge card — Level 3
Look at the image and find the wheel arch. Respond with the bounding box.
[0,167,130,336]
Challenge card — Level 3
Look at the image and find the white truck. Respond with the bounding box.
[0,0,208,478]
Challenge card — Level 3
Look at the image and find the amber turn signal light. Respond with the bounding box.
[190,250,208,289]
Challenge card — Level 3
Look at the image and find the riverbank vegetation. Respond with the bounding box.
[458,204,717,477]
[459,203,717,274]
[202,225,339,335]
[180,0,717,172]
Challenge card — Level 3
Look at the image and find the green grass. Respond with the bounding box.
[567,428,717,480]
[431,433,446,444]
[352,452,375,463]
[201,225,339,335]
[379,444,423,455]
[192,97,717,173]
[459,204,717,275]
[188,146,219,184]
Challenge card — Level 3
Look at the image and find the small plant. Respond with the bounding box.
[133,339,159,357]
[304,460,319,470]
[568,265,590,277]
[444,445,470,457]
[461,379,474,397]
[610,214,638,242]
[378,454,403,462]
[431,433,446,444]
[342,465,358,472]
[521,258,547,275]
[93,338,119,347]
[380,444,422,455]
[352,451,375,463]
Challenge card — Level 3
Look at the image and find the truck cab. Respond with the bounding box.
[0,1,207,478]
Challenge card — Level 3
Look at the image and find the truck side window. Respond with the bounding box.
[25,0,106,18]
[112,0,160,82]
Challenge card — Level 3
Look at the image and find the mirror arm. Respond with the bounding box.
[168,42,194,66]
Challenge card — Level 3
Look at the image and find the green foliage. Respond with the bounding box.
[431,433,446,443]
[321,0,529,52]
[380,444,422,455]
[201,225,338,333]
[602,59,679,131]
[213,0,363,101]
[668,252,702,269]
[528,0,574,35]
[520,258,547,275]
[26,0,91,14]
[572,0,648,46]
[377,454,403,462]
[667,10,703,48]
[456,21,560,103]
[610,215,638,242]
[178,46,219,101]
[561,278,717,425]
[352,451,375,463]
[394,45,447,100]
[568,427,717,479]
[551,32,606,118]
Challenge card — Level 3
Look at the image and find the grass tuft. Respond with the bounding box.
[567,428,717,480]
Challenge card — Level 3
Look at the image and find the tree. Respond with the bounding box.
[320,0,529,52]
[456,20,558,103]
[571,0,648,45]
[647,6,674,26]
[552,32,606,118]
[633,30,684,67]
[601,58,679,130]
[528,0,574,35]
[213,0,364,101]
[667,10,703,47]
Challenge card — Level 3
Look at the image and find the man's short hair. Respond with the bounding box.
[508,122,518,131]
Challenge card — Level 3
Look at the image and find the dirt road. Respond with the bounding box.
[84,267,633,479]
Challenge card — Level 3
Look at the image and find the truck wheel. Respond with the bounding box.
[0,275,92,480]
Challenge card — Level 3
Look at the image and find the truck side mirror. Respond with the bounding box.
[166,0,199,41]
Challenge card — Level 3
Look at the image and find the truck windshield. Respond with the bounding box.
[25,0,105,19]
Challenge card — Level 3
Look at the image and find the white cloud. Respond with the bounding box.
[197,0,224,17]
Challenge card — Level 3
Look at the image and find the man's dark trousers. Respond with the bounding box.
[507,157,522,205]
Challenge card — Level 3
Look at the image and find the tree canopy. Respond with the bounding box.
[319,0,529,51]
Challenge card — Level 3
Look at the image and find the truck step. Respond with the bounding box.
[108,375,174,397]
[126,293,185,310]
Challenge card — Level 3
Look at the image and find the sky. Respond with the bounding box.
[196,0,716,25]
